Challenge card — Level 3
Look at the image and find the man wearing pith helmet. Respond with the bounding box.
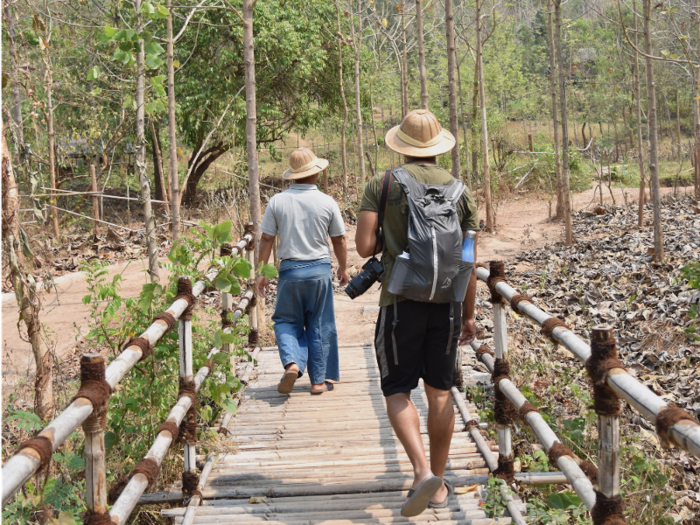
[255,147,349,395]
[356,109,479,516]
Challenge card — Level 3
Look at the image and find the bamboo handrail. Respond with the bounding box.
[1,232,254,506]
[474,266,700,458]
[467,343,598,510]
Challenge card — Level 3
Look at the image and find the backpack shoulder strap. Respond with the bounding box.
[377,169,392,229]
[445,179,465,203]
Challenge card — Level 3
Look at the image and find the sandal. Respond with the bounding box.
[310,381,334,395]
[427,480,454,509]
[277,370,298,394]
[400,475,442,517]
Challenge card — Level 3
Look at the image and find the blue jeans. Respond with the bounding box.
[272,258,340,385]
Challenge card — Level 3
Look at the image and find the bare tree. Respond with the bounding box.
[641,0,663,261]
[476,0,494,232]
[401,1,409,116]
[4,3,24,149]
[350,1,366,182]
[3,126,54,420]
[633,0,647,228]
[695,14,700,199]
[243,0,262,249]
[457,54,471,189]
[445,0,461,179]
[135,0,160,282]
[547,1,563,219]
[336,4,349,192]
[166,0,181,243]
[149,119,169,211]
[416,0,428,109]
[554,0,572,245]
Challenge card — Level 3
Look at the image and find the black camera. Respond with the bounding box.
[345,257,384,299]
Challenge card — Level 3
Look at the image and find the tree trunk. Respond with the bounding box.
[695,15,700,199]
[471,56,480,180]
[676,86,682,163]
[350,2,366,183]
[182,144,230,205]
[633,1,647,227]
[42,44,60,239]
[548,2,564,219]
[336,5,349,192]
[136,0,160,282]
[642,0,663,261]
[554,0,572,245]
[3,127,54,420]
[166,0,180,243]
[149,119,169,211]
[476,0,493,233]
[369,77,379,172]
[4,4,24,149]
[416,0,428,109]
[243,0,262,256]
[400,1,409,117]
[457,55,471,190]
[445,0,460,179]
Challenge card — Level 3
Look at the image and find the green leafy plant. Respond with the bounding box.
[482,476,512,518]
[680,261,700,341]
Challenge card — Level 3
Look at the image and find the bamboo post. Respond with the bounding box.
[222,291,232,354]
[493,294,512,463]
[591,326,621,502]
[82,354,108,518]
[247,243,259,347]
[90,164,100,236]
[178,276,196,476]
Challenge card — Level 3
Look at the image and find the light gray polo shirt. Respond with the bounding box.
[260,183,346,261]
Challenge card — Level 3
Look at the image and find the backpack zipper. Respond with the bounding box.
[429,225,438,301]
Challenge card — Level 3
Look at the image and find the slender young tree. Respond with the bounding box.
[416,0,428,109]
[695,14,700,199]
[547,1,563,219]
[336,5,349,191]
[350,1,366,182]
[457,55,471,189]
[445,0,461,179]
[476,0,493,232]
[135,0,160,282]
[642,0,663,261]
[3,127,54,420]
[166,0,180,243]
[554,0,572,245]
[400,1,409,116]
[633,0,647,227]
[243,0,262,248]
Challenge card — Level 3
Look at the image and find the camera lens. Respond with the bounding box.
[345,282,360,299]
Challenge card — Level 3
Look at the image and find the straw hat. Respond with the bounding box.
[385,109,455,157]
[282,147,329,180]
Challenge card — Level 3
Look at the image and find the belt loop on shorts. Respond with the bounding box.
[391,295,399,366]
[446,302,455,355]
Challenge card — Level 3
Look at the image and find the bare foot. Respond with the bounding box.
[429,482,448,505]
[285,363,300,374]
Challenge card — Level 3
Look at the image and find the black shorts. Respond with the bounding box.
[373,299,461,397]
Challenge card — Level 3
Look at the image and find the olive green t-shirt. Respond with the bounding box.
[359,163,479,307]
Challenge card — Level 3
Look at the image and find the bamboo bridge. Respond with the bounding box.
[3,230,700,524]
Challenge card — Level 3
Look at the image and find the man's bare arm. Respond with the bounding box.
[330,235,349,286]
[355,211,381,258]
[254,233,276,297]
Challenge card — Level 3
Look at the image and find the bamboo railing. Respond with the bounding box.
[469,261,700,522]
[1,226,257,515]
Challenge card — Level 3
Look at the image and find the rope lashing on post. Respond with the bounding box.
[656,405,700,449]
[221,310,234,329]
[153,311,177,332]
[16,436,53,474]
[586,336,626,417]
[487,261,507,304]
[108,457,160,504]
[178,377,198,445]
[248,330,260,346]
[548,441,599,483]
[591,491,626,525]
[247,294,257,314]
[475,262,487,269]
[517,401,539,423]
[492,358,518,426]
[510,294,533,311]
[70,356,112,427]
[494,454,516,484]
[182,471,202,499]
[157,419,180,442]
[475,344,494,361]
[463,419,480,432]
[175,277,197,321]
[541,317,570,342]
[220,243,233,257]
[124,336,153,362]
[84,511,112,525]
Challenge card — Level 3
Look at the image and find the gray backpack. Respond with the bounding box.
[386,167,472,304]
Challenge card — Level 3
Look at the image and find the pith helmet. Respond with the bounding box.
[282,147,329,180]
[385,109,456,157]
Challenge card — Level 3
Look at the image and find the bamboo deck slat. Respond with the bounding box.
[162,342,525,523]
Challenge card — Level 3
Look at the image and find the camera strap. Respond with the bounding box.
[373,169,393,255]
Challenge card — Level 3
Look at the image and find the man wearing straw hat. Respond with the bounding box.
[255,147,349,395]
[355,109,479,516]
